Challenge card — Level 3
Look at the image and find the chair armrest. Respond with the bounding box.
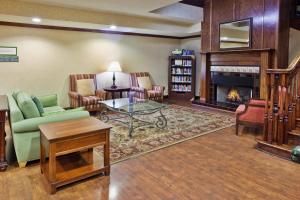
[153,85,165,92]
[37,94,58,107]
[95,89,107,100]
[131,87,147,93]
[12,110,90,133]
[68,91,80,99]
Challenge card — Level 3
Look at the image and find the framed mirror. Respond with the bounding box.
[219,19,252,49]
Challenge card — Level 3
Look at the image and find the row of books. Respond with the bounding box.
[173,59,192,66]
[171,68,192,75]
[172,76,192,83]
[171,84,192,92]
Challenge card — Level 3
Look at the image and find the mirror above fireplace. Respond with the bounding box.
[219,19,252,49]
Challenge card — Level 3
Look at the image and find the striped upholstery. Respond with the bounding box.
[69,74,106,111]
[130,72,164,102]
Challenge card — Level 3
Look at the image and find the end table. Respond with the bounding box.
[103,87,130,99]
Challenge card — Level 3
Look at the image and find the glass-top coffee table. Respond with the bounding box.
[99,98,167,137]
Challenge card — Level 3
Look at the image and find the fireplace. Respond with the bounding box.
[210,66,260,109]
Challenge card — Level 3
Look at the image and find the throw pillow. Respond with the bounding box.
[137,76,152,90]
[16,92,41,119]
[76,79,95,96]
[32,95,45,115]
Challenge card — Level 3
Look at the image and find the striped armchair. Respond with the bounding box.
[69,74,106,111]
[130,72,165,102]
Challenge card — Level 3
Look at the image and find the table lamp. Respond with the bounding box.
[107,61,122,89]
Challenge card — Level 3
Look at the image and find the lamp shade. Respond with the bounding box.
[107,61,122,72]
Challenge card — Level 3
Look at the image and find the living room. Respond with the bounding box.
[0,0,300,199]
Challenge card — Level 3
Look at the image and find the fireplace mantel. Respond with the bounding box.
[198,49,274,108]
[201,48,273,54]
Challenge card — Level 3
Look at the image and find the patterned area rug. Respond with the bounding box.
[96,104,235,164]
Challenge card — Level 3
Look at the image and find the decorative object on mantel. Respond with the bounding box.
[107,61,122,89]
[0,46,18,62]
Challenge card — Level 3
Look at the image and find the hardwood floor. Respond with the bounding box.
[1,103,300,199]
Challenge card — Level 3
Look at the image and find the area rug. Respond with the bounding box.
[95,104,235,164]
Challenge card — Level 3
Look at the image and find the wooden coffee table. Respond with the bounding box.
[39,117,112,194]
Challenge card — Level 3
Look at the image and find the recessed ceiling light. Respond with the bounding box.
[109,25,117,30]
[32,17,42,23]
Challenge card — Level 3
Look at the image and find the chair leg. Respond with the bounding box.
[236,123,239,136]
[18,161,27,168]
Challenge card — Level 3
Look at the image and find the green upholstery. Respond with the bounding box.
[8,92,90,167]
[16,92,41,119]
[32,95,44,114]
[43,106,65,115]
[38,94,58,107]
[8,96,24,123]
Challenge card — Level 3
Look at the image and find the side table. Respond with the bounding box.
[103,87,130,99]
[39,117,111,194]
[0,95,9,171]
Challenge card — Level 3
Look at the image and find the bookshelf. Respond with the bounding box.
[168,55,196,100]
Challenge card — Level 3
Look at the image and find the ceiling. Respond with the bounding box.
[8,0,203,37]
[20,0,194,22]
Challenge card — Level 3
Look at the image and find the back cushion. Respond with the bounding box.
[16,92,41,119]
[137,76,152,90]
[76,79,95,96]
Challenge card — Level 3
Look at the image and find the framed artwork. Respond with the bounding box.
[0,46,18,62]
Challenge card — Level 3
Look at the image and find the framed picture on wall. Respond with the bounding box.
[0,46,19,62]
[0,46,17,56]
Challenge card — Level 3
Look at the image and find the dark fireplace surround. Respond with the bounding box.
[211,68,260,109]
[196,49,274,110]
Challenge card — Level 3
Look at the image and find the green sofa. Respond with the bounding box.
[8,92,90,167]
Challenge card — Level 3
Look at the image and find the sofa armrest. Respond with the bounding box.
[95,89,107,100]
[12,110,90,133]
[38,94,58,107]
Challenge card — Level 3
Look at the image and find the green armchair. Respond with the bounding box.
[8,92,90,168]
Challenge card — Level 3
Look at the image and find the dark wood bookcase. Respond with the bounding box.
[168,55,196,100]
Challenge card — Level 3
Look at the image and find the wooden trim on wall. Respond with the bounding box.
[0,21,201,40]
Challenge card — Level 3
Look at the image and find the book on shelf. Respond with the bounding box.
[173,59,192,67]
[172,76,192,83]
[171,84,192,92]
[171,68,192,75]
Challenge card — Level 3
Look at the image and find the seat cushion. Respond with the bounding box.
[82,96,102,106]
[43,106,65,116]
[16,92,41,119]
[77,79,95,96]
[137,76,152,90]
[147,90,162,98]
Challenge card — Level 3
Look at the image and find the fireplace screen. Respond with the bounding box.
[216,86,253,106]
[211,70,259,108]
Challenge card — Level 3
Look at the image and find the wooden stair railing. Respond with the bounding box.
[263,55,300,147]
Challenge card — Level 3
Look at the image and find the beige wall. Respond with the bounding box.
[0,25,180,107]
[289,28,300,64]
[180,37,201,96]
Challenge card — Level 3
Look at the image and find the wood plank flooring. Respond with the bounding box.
[1,103,300,200]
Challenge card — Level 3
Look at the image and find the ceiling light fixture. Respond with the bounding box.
[32,17,42,23]
[109,25,117,30]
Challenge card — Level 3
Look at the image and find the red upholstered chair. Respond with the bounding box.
[235,99,266,135]
[130,72,165,102]
[68,74,106,111]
